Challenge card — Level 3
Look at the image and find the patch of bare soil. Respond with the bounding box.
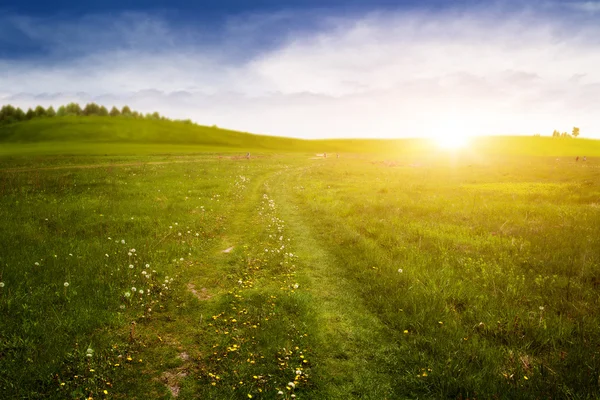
[187,283,211,301]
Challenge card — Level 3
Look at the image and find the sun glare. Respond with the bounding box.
[435,134,470,150]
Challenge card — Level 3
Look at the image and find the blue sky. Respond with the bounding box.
[1,0,600,138]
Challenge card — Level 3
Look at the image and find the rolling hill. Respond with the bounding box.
[1,116,599,157]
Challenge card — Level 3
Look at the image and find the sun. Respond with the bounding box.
[435,134,470,150]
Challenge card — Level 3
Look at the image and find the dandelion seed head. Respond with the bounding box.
[0,282,4,288]
[64,282,69,287]
[121,240,125,244]
[129,264,134,269]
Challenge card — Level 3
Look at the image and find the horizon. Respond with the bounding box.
[2,0,600,139]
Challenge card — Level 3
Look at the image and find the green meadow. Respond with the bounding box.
[1,117,600,399]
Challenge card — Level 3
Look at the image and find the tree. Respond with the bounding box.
[14,107,25,121]
[572,127,580,138]
[56,105,67,116]
[83,103,101,116]
[109,106,121,117]
[65,103,82,116]
[0,105,16,123]
[121,106,132,116]
[34,105,46,118]
[98,106,109,116]
[46,106,56,117]
[25,108,35,120]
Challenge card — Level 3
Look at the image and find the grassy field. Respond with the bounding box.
[1,121,600,399]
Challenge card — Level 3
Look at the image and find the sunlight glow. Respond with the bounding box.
[435,134,470,150]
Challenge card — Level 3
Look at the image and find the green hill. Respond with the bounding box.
[1,116,599,156]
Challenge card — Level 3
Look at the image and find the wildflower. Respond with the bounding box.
[539,306,545,311]
[86,348,94,358]
[293,283,299,289]
[145,264,150,268]
[295,370,302,375]
[128,252,132,256]
[120,305,125,309]
[34,262,40,266]
[124,291,131,298]
[121,240,125,244]
[132,287,137,292]
[398,268,403,273]
[287,382,295,389]
[139,289,144,295]
[403,330,409,334]
[105,254,109,257]
[129,264,134,269]
[64,282,69,287]
[278,391,284,395]
[180,258,184,261]
[0,282,4,288]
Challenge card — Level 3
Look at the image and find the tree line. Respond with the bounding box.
[551,127,580,138]
[0,103,193,125]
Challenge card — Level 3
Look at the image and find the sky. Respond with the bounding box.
[1,0,600,139]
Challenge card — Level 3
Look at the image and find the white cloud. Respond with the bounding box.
[1,7,600,138]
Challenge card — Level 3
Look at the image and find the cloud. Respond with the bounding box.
[1,6,600,138]
[564,1,600,13]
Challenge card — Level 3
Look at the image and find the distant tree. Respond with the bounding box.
[34,105,46,118]
[46,106,56,117]
[56,105,67,116]
[572,127,580,138]
[0,105,16,123]
[25,108,35,120]
[552,129,560,137]
[109,106,121,117]
[65,103,82,116]
[98,105,109,116]
[121,106,132,116]
[131,111,140,118]
[83,103,101,116]
[14,107,25,122]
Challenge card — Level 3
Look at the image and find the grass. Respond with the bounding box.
[1,119,600,398]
